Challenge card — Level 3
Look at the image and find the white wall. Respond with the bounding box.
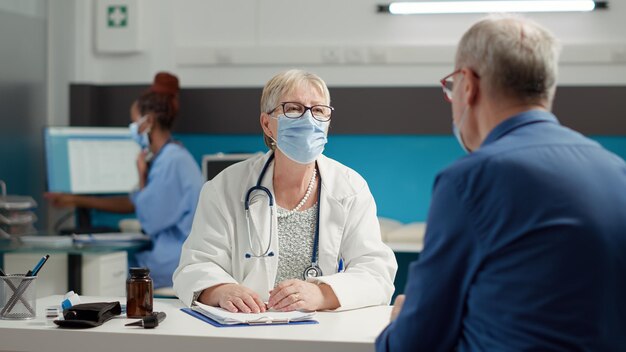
[0,0,48,226]
[48,0,626,126]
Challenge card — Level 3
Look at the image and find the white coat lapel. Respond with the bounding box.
[241,152,276,258]
[241,152,278,298]
[317,155,345,275]
[246,193,273,257]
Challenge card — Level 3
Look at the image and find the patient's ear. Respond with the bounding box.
[461,68,480,106]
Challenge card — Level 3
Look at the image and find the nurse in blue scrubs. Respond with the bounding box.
[46,72,203,288]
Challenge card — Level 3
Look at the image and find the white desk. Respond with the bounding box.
[0,295,392,352]
[386,242,422,253]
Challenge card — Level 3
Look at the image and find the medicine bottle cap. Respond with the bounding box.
[129,267,150,277]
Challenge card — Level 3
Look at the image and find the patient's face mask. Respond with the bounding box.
[270,110,329,164]
[129,116,151,149]
[453,106,471,154]
[451,72,472,154]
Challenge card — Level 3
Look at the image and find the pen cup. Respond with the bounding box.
[0,274,37,320]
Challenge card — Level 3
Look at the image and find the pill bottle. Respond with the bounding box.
[126,267,153,318]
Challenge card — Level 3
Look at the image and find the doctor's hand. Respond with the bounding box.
[198,283,266,314]
[390,294,405,322]
[268,279,340,312]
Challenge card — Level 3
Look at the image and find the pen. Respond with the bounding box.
[30,254,50,276]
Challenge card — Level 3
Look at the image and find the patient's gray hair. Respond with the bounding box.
[456,14,561,105]
[260,69,330,149]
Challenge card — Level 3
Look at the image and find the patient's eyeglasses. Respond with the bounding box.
[440,69,461,103]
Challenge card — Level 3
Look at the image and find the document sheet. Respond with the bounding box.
[192,301,315,325]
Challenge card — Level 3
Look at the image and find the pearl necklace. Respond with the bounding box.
[277,168,317,218]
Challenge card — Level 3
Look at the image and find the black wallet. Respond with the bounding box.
[54,302,122,328]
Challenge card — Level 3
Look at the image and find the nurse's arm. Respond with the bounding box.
[44,193,135,213]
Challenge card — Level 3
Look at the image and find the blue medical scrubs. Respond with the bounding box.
[130,142,203,288]
[376,110,626,351]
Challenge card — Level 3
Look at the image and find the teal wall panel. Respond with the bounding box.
[89,134,626,228]
[176,134,463,223]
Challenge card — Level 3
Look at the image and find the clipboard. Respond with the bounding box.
[180,308,319,327]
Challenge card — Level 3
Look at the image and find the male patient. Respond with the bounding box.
[376,14,626,351]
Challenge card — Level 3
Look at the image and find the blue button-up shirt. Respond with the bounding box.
[376,110,626,351]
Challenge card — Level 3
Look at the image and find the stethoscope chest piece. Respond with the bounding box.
[303,264,323,280]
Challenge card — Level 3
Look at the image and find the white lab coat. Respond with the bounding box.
[173,152,397,310]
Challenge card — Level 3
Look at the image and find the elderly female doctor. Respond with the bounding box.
[173,69,397,313]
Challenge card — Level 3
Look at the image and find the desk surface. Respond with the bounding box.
[0,295,391,352]
[386,241,422,253]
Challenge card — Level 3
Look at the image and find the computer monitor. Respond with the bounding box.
[44,127,141,194]
[202,153,260,181]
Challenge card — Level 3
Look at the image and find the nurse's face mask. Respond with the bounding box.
[129,116,151,149]
[269,102,332,164]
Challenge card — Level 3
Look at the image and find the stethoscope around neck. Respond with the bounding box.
[244,152,323,280]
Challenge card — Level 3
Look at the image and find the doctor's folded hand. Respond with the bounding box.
[199,283,266,313]
[268,279,339,312]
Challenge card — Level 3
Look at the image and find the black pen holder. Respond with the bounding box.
[0,274,37,320]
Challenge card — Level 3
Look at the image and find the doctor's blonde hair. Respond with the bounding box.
[260,69,331,150]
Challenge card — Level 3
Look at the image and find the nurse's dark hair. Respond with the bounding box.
[138,91,178,130]
[138,71,180,130]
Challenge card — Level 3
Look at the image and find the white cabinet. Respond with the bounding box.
[3,251,127,298]
[81,251,127,296]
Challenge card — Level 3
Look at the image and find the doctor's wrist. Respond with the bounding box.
[318,283,340,310]
[198,283,232,306]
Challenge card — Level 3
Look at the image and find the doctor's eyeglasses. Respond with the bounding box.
[269,102,334,122]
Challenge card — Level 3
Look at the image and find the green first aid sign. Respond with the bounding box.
[107,5,128,28]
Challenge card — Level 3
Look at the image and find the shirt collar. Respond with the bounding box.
[481,109,559,147]
[148,138,174,167]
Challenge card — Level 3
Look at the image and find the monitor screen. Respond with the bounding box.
[202,153,260,181]
[44,127,141,194]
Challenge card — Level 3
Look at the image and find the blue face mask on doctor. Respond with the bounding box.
[271,110,329,164]
[129,116,151,149]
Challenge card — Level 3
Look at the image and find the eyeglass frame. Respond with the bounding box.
[267,102,334,122]
[440,69,462,103]
[440,68,480,103]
